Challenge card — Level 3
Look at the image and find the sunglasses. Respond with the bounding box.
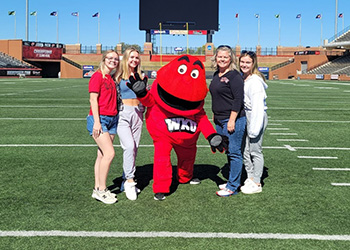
[217,45,231,50]
[241,50,256,56]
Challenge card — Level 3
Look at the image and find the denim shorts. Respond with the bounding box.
[86,115,118,136]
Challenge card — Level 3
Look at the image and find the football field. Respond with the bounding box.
[0,78,349,249]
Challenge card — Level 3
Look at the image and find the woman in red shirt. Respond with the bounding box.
[87,50,120,204]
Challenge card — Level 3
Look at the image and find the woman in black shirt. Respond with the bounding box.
[209,45,246,197]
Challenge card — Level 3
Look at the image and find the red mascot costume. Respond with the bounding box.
[127,55,227,201]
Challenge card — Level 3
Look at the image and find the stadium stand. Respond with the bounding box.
[0,51,36,68]
[307,54,350,75]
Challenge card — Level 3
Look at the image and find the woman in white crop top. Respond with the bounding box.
[116,48,145,200]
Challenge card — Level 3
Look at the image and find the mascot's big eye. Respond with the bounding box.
[178,64,187,74]
[191,69,199,79]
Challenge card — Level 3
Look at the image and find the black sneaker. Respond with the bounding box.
[154,193,166,201]
[189,178,201,185]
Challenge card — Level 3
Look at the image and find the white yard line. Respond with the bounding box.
[0,145,349,151]
[0,118,85,120]
[331,183,350,186]
[297,156,338,159]
[313,168,350,171]
[0,230,350,241]
[284,145,296,151]
[270,119,350,123]
[277,139,309,142]
[266,128,290,130]
[270,133,298,135]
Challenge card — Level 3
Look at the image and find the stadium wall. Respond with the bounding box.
[0,39,23,60]
[270,54,329,79]
[60,60,83,78]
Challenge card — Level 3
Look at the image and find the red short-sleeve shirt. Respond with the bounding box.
[88,71,117,116]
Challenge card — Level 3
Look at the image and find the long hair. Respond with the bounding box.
[97,49,119,79]
[239,51,266,81]
[117,47,142,81]
[211,45,237,72]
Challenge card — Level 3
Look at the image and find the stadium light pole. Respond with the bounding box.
[159,22,162,67]
[26,0,29,41]
[186,22,189,54]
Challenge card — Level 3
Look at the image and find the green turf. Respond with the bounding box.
[0,78,349,249]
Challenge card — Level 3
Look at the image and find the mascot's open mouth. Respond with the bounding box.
[157,84,201,111]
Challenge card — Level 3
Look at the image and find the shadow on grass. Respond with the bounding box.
[221,163,269,186]
[110,163,226,197]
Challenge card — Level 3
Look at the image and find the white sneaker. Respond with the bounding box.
[92,188,116,199]
[124,181,137,201]
[241,182,262,194]
[218,183,227,190]
[240,179,255,189]
[95,189,118,204]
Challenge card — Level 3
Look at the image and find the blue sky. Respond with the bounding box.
[1,0,349,49]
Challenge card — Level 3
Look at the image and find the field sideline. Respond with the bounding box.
[0,78,349,249]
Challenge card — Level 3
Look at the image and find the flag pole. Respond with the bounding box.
[15,14,17,39]
[335,0,338,38]
[118,13,121,44]
[35,13,38,41]
[237,15,240,46]
[98,14,100,44]
[77,14,80,44]
[320,16,323,46]
[299,16,302,46]
[258,15,260,46]
[56,12,59,44]
[278,15,281,46]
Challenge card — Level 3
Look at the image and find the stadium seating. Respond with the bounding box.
[0,52,36,68]
[308,54,350,75]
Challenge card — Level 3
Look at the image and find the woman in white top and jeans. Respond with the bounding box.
[239,50,268,194]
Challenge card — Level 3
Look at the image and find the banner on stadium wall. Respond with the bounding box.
[330,74,339,80]
[188,30,207,35]
[316,74,324,80]
[0,69,41,77]
[258,67,269,80]
[22,45,63,60]
[151,30,207,35]
[151,30,170,35]
[83,65,95,78]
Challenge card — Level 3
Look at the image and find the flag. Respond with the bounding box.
[118,13,120,21]
[316,14,321,19]
[8,11,16,16]
[92,12,99,17]
[296,14,301,18]
[30,11,37,16]
[50,11,57,16]
[235,13,239,18]
[255,14,259,18]
[339,13,343,18]
[275,14,280,18]
[71,12,79,17]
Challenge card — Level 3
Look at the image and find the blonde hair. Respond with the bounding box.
[211,45,237,71]
[97,49,120,79]
[117,47,142,81]
[239,51,266,81]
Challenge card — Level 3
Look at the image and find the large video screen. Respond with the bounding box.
[139,0,219,31]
